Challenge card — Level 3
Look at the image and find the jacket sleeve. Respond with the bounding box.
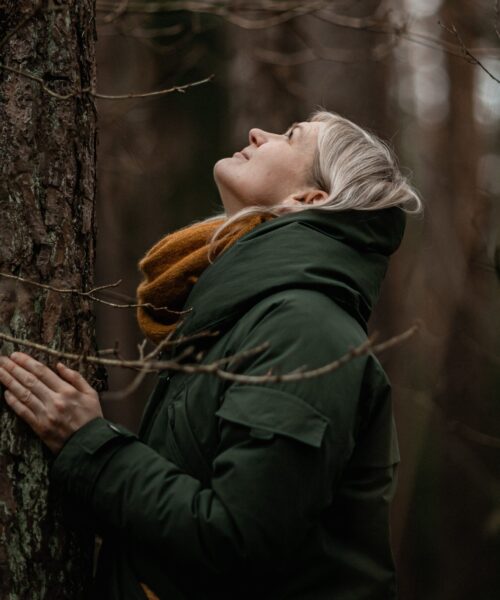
[49,298,364,575]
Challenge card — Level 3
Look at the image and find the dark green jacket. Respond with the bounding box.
[51,207,405,599]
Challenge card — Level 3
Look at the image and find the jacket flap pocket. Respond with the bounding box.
[215,386,329,448]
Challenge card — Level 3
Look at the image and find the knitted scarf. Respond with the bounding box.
[136,213,274,345]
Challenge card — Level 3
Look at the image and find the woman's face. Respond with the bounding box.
[213,120,327,216]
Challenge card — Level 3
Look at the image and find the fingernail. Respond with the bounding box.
[10,352,19,359]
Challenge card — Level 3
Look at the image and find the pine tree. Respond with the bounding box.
[0,1,100,597]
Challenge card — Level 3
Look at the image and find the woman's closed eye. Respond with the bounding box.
[284,123,298,140]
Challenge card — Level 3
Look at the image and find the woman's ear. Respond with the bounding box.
[286,189,328,206]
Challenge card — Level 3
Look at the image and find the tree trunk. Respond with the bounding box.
[392,1,500,598]
[432,2,500,597]
[0,1,100,597]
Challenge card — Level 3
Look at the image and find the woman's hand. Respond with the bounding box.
[0,351,103,455]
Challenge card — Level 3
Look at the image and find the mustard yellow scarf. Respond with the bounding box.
[136,213,274,345]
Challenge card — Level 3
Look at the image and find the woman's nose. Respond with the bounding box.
[249,127,269,146]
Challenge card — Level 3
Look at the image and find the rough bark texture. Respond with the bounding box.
[0,1,101,598]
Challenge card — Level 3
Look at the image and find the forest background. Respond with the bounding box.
[1,0,499,599]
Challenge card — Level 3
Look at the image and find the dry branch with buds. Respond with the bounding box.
[438,20,500,85]
[0,323,421,396]
[0,271,190,314]
[0,64,215,101]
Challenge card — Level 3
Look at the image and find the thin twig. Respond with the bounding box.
[0,330,267,375]
[95,0,329,17]
[254,17,398,66]
[0,64,215,100]
[315,6,392,32]
[0,271,190,314]
[102,23,186,39]
[0,323,420,384]
[438,20,500,84]
[93,73,215,99]
[101,0,129,24]
[103,368,150,400]
[96,0,333,30]
[448,419,500,449]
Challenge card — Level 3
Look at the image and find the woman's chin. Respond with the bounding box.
[213,157,236,181]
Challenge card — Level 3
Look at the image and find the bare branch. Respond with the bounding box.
[438,20,500,84]
[101,0,129,24]
[137,339,148,361]
[0,323,420,386]
[102,22,186,39]
[96,0,330,18]
[103,367,150,400]
[315,9,500,58]
[95,0,339,31]
[96,1,499,80]
[0,330,267,375]
[314,6,392,32]
[0,271,191,314]
[0,64,215,100]
[447,419,500,449]
[93,73,215,99]
[254,16,398,66]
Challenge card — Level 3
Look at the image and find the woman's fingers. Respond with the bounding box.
[0,352,102,455]
[3,388,60,454]
[0,362,47,414]
[3,389,39,429]
[56,362,95,394]
[9,352,71,393]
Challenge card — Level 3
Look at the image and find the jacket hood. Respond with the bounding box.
[173,206,406,339]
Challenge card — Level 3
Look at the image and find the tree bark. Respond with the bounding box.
[0,1,100,597]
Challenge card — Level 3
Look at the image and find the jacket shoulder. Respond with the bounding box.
[235,288,367,350]
[220,290,370,424]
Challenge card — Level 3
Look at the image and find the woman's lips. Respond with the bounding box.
[233,151,248,160]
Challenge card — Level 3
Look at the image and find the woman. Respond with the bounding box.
[0,109,422,599]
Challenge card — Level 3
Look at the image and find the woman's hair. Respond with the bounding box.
[205,107,423,262]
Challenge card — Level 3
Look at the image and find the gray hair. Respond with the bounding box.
[205,108,423,262]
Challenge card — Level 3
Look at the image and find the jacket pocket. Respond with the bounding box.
[215,385,330,449]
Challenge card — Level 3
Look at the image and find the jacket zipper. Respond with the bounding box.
[166,402,191,472]
[138,373,171,441]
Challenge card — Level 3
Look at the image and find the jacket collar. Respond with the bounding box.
[172,207,406,339]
